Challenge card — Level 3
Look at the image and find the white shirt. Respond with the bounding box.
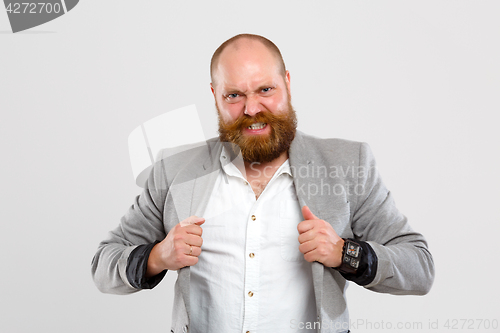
[190,148,316,333]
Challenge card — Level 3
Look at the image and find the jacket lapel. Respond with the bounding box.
[289,131,319,213]
[289,131,324,321]
[191,140,224,217]
[176,139,223,321]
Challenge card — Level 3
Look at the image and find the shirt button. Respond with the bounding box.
[244,181,249,185]
[248,291,254,297]
[251,215,256,221]
[249,253,255,258]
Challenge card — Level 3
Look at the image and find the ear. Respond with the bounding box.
[210,83,215,97]
[285,70,291,94]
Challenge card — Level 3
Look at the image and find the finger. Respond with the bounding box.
[184,224,204,236]
[299,240,317,254]
[194,219,205,226]
[298,228,316,243]
[180,216,205,227]
[302,206,318,220]
[183,255,199,267]
[185,243,193,255]
[184,234,203,247]
[187,246,202,257]
[297,220,314,234]
[303,248,320,263]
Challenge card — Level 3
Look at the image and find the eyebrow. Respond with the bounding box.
[222,83,277,95]
[221,88,243,98]
[256,84,276,91]
[223,86,243,93]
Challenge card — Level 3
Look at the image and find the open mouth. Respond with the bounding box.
[247,122,267,130]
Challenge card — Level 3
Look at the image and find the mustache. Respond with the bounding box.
[221,111,289,132]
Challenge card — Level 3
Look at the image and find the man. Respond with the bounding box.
[92,34,434,333]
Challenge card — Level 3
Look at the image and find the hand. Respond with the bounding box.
[147,216,204,276]
[297,206,344,268]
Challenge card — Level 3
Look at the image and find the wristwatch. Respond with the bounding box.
[336,238,362,275]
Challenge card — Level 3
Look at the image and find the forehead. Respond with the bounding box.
[215,40,282,89]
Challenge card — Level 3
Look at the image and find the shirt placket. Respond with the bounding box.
[242,188,261,333]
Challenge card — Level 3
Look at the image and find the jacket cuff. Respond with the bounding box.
[126,241,167,289]
[339,240,378,286]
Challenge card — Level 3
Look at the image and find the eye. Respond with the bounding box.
[224,92,243,104]
[262,87,272,93]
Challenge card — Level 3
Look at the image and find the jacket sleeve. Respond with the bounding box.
[350,142,435,295]
[91,157,169,295]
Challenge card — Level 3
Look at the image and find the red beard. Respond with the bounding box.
[218,102,297,163]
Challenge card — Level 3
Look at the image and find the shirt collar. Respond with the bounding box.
[220,146,291,180]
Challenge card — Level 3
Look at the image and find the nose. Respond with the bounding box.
[244,95,262,117]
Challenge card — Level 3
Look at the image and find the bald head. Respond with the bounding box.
[210,34,286,85]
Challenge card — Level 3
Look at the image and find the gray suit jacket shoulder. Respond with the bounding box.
[91,130,434,332]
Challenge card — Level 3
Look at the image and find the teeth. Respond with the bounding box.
[248,122,266,130]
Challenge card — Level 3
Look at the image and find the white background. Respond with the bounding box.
[1,1,499,332]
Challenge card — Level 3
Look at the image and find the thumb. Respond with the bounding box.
[301,205,318,220]
[180,216,205,227]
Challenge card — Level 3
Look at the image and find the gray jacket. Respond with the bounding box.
[91,130,435,333]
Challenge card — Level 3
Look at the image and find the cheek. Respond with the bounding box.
[275,99,287,112]
[219,102,243,123]
[267,93,288,112]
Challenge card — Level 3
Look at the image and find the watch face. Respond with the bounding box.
[346,242,360,258]
[350,258,360,269]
